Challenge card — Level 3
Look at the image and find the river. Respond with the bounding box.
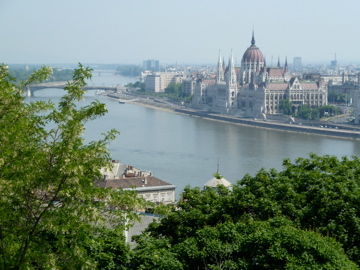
[30,71,360,198]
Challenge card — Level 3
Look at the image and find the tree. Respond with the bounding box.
[297,104,311,119]
[172,218,357,269]
[319,105,341,117]
[135,154,360,268]
[279,99,292,115]
[8,66,73,83]
[165,82,182,95]
[0,64,147,269]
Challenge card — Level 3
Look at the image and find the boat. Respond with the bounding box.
[119,101,125,104]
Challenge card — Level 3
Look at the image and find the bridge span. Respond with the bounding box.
[26,81,122,97]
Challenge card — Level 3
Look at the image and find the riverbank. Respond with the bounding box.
[105,92,360,140]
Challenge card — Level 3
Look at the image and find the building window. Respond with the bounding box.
[167,192,172,201]
[161,193,165,202]
[153,194,158,202]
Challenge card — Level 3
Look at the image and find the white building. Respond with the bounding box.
[145,72,185,93]
[96,160,176,205]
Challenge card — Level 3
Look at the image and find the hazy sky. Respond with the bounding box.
[1,0,359,66]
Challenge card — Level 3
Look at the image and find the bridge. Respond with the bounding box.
[26,81,122,97]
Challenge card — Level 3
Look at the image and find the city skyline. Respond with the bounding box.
[1,0,360,66]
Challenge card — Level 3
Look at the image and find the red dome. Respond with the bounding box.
[242,45,264,63]
[242,33,264,63]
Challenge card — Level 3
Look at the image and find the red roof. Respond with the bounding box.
[301,82,319,90]
[267,83,289,91]
[242,45,265,63]
[268,68,284,77]
[203,79,215,86]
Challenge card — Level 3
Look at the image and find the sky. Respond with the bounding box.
[1,0,359,66]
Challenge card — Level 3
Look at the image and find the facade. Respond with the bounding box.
[192,33,328,117]
[96,160,176,205]
[352,89,360,124]
[145,72,184,92]
[181,76,196,96]
[327,72,359,99]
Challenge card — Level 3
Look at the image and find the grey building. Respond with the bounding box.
[142,59,160,71]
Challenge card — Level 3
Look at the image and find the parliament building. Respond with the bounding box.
[191,33,327,118]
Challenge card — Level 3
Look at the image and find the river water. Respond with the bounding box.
[30,71,360,198]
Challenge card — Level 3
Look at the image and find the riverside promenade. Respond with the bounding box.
[106,92,360,140]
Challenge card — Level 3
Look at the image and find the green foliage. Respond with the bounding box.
[131,236,183,270]
[297,104,311,119]
[9,67,74,83]
[328,92,350,104]
[125,81,145,91]
[165,82,182,95]
[319,104,341,117]
[296,104,341,119]
[135,154,360,268]
[173,218,357,269]
[0,63,148,269]
[279,98,292,115]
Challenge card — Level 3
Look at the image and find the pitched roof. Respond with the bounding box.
[267,67,284,77]
[267,82,289,91]
[300,82,319,90]
[202,79,215,86]
[95,176,174,190]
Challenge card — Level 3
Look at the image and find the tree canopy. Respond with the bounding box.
[8,66,74,82]
[132,154,360,269]
[0,64,148,269]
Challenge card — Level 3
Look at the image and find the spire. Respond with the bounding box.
[284,57,289,73]
[277,57,280,67]
[217,50,224,81]
[251,30,255,46]
[227,50,236,86]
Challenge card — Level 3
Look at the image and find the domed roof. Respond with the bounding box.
[242,33,264,63]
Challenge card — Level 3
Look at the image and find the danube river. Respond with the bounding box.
[30,71,360,198]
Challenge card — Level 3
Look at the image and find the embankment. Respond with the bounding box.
[107,93,360,140]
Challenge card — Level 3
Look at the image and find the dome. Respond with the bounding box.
[242,33,264,63]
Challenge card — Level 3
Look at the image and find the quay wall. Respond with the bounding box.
[173,108,360,140]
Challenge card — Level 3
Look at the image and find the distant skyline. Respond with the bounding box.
[1,0,359,66]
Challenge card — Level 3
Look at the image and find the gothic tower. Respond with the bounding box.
[216,50,224,82]
[225,51,238,110]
